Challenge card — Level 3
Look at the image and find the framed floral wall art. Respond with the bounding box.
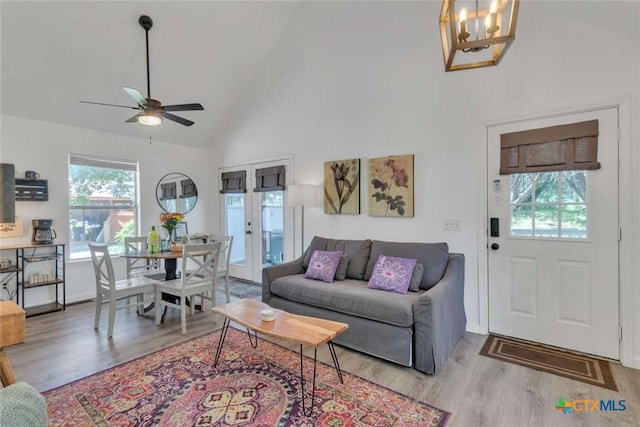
[324,158,360,215]
[368,154,414,217]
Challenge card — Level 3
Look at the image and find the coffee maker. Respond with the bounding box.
[32,219,56,245]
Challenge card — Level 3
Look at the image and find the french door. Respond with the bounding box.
[220,159,293,282]
[487,107,620,359]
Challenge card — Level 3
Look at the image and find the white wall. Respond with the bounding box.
[0,115,211,305]
[207,1,640,366]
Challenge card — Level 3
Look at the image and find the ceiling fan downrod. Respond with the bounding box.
[139,15,153,101]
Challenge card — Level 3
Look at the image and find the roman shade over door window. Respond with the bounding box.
[219,170,247,194]
[180,178,197,198]
[253,166,285,192]
[500,120,600,174]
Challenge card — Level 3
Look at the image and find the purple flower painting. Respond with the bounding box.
[324,158,360,215]
[368,154,414,217]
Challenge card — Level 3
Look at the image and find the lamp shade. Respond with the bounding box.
[287,184,317,207]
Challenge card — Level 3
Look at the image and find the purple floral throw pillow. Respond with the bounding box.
[367,255,417,294]
[304,250,343,283]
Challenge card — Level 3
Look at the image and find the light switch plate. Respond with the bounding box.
[443,219,461,231]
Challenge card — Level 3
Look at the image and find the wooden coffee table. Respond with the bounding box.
[212,298,348,416]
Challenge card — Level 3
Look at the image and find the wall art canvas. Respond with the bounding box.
[324,158,360,215]
[368,154,414,217]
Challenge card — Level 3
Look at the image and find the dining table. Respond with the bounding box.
[121,248,184,281]
[121,245,212,316]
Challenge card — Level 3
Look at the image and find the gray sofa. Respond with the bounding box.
[262,236,466,374]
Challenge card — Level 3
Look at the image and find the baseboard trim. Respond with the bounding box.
[466,322,484,334]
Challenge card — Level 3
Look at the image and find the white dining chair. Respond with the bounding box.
[154,242,222,334]
[89,244,160,339]
[207,235,233,303]
[124,236,164,280]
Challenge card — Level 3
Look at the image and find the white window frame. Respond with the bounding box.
[68,154,139,260]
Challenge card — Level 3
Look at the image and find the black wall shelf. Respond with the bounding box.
[15,178,48,201]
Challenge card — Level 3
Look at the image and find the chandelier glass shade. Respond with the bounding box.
[440,0,519,71]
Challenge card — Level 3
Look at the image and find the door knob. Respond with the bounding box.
[491,243,499,250]
[246,230,252,235]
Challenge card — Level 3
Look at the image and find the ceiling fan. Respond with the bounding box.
[80,15,203,127]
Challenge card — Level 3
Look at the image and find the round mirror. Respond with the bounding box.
[156,172,198,215]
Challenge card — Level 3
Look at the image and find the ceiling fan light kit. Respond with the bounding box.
[79,15,204,126]
[138,114,162,126]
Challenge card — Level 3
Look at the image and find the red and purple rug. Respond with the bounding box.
[44,327,450,426]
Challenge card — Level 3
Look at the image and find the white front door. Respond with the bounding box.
[220,159,292,283]
[487,107,619,359]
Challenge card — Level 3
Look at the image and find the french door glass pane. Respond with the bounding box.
[261,191,284,267]
[225,194,246,266]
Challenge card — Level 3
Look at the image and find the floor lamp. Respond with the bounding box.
[287,184,317,257]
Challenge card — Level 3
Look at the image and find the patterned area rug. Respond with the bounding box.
[480,334,618,391]
[44,327,450,426]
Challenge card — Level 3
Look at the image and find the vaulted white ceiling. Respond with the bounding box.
[3,1,639,150]
[1,1,297,148]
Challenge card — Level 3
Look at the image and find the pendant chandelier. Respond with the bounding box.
[440,0,519,72]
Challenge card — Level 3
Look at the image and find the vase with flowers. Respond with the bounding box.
[160,212,184,249]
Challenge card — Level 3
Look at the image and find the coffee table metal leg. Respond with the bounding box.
[246,329,258,348]
[328,341,344,384]
[299,345,318,417]
[213,318,230,367]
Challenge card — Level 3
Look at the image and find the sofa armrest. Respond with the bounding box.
[262,256,305,303]
[413,253,466,374]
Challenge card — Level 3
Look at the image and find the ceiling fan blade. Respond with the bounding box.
[162,103,204,112]
[122,87,148,107]
[125,112,144,123]
[79,100,140,110]
[160,112,194,127]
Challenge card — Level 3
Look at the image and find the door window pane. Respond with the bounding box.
[561,205,587,238]
[225,194,246,266]
[561,171,587,203]
[535,205,559,237]
[261,191,284,266]
[509,171,588,240]
[511,205,533,236]
[534,173,559,203]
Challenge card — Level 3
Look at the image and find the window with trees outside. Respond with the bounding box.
[69,155,138,260]
[510,171,588,239]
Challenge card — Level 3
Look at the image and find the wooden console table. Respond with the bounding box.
[0,300,25,386]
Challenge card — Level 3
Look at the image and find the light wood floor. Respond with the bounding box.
[5,286,640,427]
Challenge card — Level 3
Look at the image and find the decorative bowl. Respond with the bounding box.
[260,308,276,322]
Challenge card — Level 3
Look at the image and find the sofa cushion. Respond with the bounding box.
[367,255,417,294]
[270,274,423,327]
[364,241,449,290]
[408,263,424,292]
[304,236,372,280]
[304,250,342,283]
[334,256,350,281]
